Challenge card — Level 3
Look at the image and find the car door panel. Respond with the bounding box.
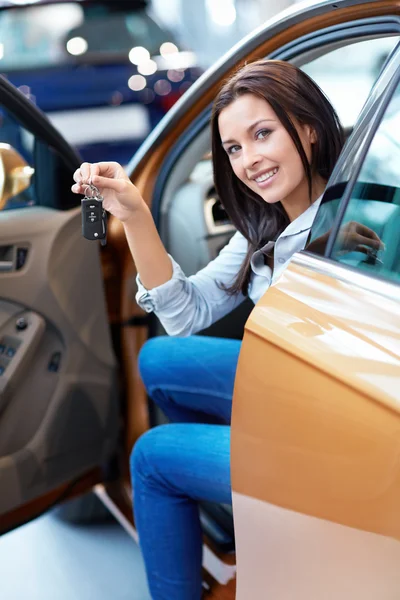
[0,205,119,521]
[231,258,400,598]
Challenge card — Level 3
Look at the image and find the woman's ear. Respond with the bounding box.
[310,128,317,144]
[304,124,317,144]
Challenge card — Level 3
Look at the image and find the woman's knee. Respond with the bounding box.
[130,425,175,487]
[138,336,194,390]
[138,336,170,388]
[130,427,158,485]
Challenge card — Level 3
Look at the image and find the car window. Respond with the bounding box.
[0,107,35,209]
[329,82,400,285]
[0,101,78,212]
[302,36,399,129]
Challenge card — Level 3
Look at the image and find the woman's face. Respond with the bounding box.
[218,93,318,221]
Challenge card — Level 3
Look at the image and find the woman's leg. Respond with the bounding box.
[131,423,231,600]
[138,335,241,425]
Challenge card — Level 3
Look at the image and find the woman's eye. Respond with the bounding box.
[227,145,240,155]
[256,129,271,140]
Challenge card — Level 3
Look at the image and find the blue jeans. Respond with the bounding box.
[130,335,241,600]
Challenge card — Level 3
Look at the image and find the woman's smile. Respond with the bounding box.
[251,167,279,188]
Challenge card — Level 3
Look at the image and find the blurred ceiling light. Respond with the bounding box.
[138,60,158,76]
[160,42,178,57]
[129,46,150,66]
[206,0,236,27]
[0,44,4,61]
[128,75,147,92]
[153,51,196,71]
[66,37,88,56]
[167,69,185,83]
[154,79,172,96]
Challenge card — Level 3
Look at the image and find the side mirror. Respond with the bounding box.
[0,143,35,210]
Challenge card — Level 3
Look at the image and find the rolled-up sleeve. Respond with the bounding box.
[135,232,248,336]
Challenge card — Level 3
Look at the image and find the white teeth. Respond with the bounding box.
[255,168,278,183]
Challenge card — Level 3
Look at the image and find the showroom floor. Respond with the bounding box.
[0,511,151,600]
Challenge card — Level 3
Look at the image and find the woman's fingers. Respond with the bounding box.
[73,167,82,184]
[72,162,92,186]
[354,233,382,250]
[345,232,380,251]
[71,182,83,193]
[79,162,92,183]
[72,162,126,194]
[89,163,100,183]
[341,222,383,252]
[90,174,126,193]
[353,222,383,246]
[95,162,124,178]
[71,176,126,196]
[72,162,120,185]
[353,245,370,255]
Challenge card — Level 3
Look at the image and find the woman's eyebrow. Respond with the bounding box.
[221,118,276,145]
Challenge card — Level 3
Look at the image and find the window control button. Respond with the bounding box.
[16,317,28,331]
[0,344,5,354]
[48,352,61,372]
[16,248,28,270]
[6,347,16,358]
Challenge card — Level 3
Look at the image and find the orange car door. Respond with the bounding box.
[232,43,400,599]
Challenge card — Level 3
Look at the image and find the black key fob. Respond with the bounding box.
[81,185,107,245]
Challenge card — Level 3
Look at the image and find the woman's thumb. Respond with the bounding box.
[91,174,126,193]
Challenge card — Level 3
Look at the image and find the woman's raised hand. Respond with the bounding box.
[307,221,384,256]
[72,161,145,223]
[336,221,384,255]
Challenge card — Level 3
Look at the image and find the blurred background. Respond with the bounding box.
[0,0,393,170]
[0,0,314,167]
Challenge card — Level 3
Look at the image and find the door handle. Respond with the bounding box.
[0,260,13,272]
[0,246,29,272]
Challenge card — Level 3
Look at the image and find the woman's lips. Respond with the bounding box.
[253,168,279,189]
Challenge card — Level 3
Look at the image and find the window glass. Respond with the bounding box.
[330,82,400,285]
[0,102,77,212]
[302,37,399,129]
[0,107,35,210]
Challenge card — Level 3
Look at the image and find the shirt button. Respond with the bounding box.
[278,258,285,264]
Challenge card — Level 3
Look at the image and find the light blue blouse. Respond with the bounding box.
[136,197,322,337]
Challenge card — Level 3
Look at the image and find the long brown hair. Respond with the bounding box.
[211,59,344,296]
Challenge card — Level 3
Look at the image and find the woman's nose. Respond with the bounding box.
[242,146,262,170]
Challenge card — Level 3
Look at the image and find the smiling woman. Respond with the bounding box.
[68,59,365,600]
[69,58,389,600]
[212,60,344,295]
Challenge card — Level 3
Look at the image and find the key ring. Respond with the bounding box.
[84,183,102,200]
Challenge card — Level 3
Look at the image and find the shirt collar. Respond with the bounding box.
[279,194,323,238]
[250,194,324,275]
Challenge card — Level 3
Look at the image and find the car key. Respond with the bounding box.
[81,184,107,246]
